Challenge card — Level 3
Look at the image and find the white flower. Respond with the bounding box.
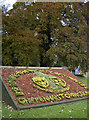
[68,110,71,112]
[9,106,12,109]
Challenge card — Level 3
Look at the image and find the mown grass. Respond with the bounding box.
[1,76,89,119]
[77,75,89,86]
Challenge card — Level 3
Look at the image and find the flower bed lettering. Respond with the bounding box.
[2,68,89,107]
[18,91,89,105]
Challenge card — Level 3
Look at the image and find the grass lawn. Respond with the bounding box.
[1,76,89,119]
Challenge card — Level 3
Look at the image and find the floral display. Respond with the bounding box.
[2,68,89,107]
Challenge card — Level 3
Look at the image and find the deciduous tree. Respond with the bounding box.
[2,2,88,72]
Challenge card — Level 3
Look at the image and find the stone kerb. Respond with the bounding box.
[0,66,65,69]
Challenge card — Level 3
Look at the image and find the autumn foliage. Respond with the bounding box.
[2,2,88,72]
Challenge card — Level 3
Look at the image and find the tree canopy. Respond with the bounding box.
[2,2,88,72]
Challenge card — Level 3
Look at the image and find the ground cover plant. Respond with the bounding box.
[1,68,89,109]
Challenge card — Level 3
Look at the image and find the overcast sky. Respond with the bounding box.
[0,0,17,10]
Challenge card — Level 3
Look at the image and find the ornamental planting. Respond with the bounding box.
[2,68,89,107]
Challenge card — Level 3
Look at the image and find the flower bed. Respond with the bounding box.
[1,68,89,108]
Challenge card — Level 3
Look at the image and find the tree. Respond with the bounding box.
[45,2,88,72]
[2,2,88,72]
[2,2,41,66]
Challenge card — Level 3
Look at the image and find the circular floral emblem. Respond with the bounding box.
[32,77,49,88]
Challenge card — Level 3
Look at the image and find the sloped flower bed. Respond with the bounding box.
[1,68,89,108]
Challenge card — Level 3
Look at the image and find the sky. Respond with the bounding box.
[1,0,17,10]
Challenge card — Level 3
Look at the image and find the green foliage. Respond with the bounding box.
[2,2,88,72]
